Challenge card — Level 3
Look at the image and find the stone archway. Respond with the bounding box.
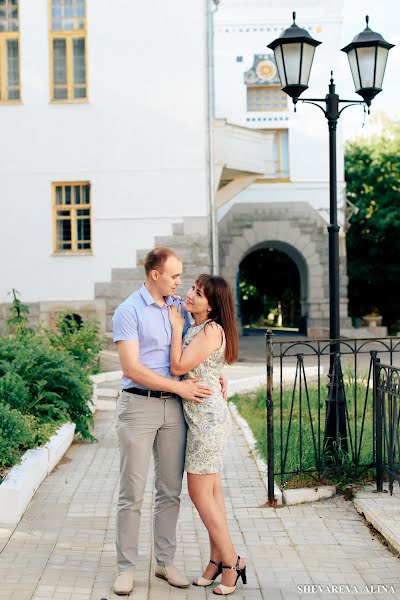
[239,241,307,331]
[219,202,351,336]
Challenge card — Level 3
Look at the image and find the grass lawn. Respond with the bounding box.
[230,376,376,489]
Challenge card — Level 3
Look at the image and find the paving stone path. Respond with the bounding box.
[1,399,400,600]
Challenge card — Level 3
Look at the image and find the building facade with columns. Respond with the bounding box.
[0,0,351,338]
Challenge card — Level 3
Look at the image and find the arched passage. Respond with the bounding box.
[218,202,352,336]
[238,241,308,332]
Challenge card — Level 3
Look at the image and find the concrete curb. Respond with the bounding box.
[283,486,337,505]
[354,487,400,556]
[0,370,122,528]
[229,401,336,507]
[0,422,76,526]
[228,401,283,506]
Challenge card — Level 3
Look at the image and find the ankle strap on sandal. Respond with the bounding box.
[222,555,241,571]
[210,560,222,567]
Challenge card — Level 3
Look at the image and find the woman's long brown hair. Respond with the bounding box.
[195,274,239,364]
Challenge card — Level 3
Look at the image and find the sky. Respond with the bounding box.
[340,0,400,140]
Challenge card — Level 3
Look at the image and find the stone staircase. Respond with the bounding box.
[95,220,210,348]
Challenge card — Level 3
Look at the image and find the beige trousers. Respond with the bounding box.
[115,391,187,570]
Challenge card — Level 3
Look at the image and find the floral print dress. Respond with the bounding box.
[182,320,231,474]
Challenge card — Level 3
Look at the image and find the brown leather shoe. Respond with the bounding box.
[155,564,190,588]
[113,569,134,595]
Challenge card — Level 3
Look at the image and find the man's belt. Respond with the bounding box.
[123,386,175,399]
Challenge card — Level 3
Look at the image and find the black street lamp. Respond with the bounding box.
[268,14,394,458]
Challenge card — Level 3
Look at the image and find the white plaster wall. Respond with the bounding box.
[214,0,345,190]
[0,0,209,302]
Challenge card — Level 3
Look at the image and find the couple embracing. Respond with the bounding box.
[112,246,247,596]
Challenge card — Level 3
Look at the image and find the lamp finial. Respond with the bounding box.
[292,11,296,23]
[365,15,370,29]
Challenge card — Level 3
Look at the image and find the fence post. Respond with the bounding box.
[266,329,275,506]
[373,354,383,492]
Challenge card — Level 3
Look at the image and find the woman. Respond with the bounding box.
[167,274,246,596]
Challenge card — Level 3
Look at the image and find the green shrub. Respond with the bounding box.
[0,371,31,411]
[0,404,59,470]
[0,334,94,440]
[0,404,34,468]
[47,311,104,374]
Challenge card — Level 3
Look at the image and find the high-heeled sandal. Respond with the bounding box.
[192,559,222,587]
[212,555,247,596]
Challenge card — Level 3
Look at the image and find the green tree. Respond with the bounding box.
[345,116,400,331]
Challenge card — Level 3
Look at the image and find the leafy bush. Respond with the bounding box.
[0,371,31,411]
[0,334,94,440]
[0,404,59,470]
[0,404,34,468]
[47,311,104,374]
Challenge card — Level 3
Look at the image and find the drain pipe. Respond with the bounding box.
[207,0,219,274]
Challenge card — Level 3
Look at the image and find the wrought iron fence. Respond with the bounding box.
[266,332,400,505]
[375,360,400,495]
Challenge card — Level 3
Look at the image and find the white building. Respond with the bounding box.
[0,0,351,337]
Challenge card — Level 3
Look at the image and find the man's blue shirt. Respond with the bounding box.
[112,283,191,390]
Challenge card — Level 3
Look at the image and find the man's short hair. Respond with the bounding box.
[144,247,179,275]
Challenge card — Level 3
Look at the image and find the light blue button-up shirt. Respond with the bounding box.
[112,284,191,390]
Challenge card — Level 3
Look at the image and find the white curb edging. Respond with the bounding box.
[229,401,336,507]
[229,401,283,506]
[0,422,76,526]
[0,370,122,527]
[353,491,400,556]
[283,485,336,505]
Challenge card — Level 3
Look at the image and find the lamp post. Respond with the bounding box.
[268,14,394,458]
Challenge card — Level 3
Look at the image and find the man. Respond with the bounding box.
[112,246,222,595]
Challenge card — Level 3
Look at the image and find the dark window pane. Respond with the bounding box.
[74,186,81,204]
[77,218,91,241]
[55,186,63,204]
[56,210,70,216]
[73,86,86,99]
[54,87,68,99]
[65,186,71,204]
[83,185,90,204]
[7,39,19,89]
[73,38,85,85]
[77,242,91,250]
[0,6,5,31]
[77,209,89,216]
[53,38,67,84]
[57,219,71,245]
